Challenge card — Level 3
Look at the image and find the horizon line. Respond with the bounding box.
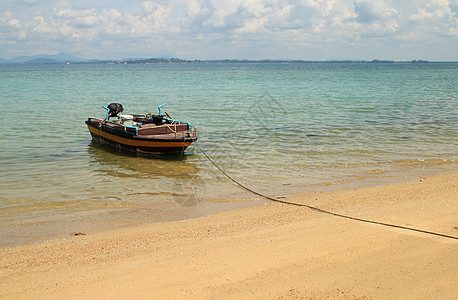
[1,56,458,64]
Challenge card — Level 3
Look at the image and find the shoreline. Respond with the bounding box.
[1,171,457,299]
[1,162,456,248]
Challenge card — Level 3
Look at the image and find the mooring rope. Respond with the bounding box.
[196,144,458,240]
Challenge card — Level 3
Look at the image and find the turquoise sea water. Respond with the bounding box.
[0,62,457,243]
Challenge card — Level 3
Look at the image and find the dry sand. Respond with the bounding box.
[1,172,457,299]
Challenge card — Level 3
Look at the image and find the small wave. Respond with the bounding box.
[392,158,455,166]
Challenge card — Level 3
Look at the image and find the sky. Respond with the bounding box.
[0,0,457,60]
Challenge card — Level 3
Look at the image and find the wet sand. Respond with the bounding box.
[1,172,457,299]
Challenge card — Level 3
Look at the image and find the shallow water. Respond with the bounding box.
[0,62,457,243]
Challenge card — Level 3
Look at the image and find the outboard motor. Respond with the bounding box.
[107,103,124,119]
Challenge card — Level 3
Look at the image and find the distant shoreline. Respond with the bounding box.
[2,57,457,65]
[110,58,439,64]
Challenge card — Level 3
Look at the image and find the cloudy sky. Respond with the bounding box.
[1,0,457,60]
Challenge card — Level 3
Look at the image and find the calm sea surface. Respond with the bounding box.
[0,62,457,241]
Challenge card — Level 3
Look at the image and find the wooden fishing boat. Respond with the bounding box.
[85,103,197,153]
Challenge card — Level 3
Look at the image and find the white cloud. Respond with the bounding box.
[354,0,397,23]
[409,0,455,23]
[407,0,458,38]
[0,0,457,60]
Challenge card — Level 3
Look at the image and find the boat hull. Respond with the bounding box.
[86,121,195,153]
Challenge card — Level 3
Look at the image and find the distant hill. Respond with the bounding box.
[0,53,84,64]
[26,58,60,64]
[0,54,446,65]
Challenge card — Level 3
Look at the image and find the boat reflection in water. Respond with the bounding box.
[87,141,206,208]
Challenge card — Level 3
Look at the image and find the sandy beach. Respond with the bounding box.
[1,171,457,299]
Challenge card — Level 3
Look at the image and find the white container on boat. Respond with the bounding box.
[121,114,134,126]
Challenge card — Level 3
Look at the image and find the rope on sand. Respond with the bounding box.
[196,144,458,241]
